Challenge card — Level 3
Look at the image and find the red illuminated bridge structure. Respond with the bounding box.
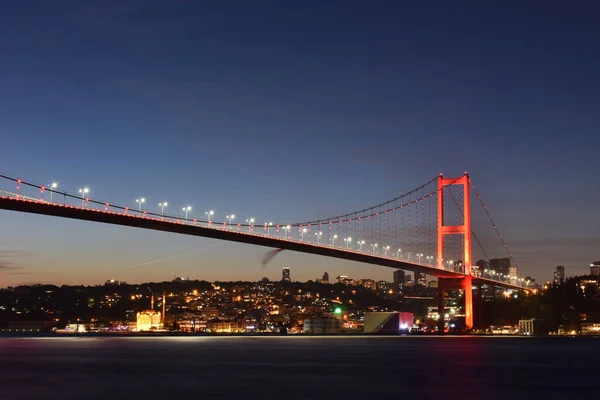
[0,172,535,331]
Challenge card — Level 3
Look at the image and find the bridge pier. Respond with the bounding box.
[438,276,473,333]
[474,283,483,329]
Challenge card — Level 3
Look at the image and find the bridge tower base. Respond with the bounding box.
[437,276,473,333]
[437,174,473,331]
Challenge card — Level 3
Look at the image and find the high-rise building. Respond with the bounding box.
[415,272,427,286]
[393,270,405,284]
[489,258,511,275]
[476,259,491,274]
[553,266,565,284]
[590,261,600,276]
[282,267,291,282]
[322,272,329,284]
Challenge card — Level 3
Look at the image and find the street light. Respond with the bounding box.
[78,187,89,207]
[49,182,58,203]
[226,214,235,227]
[283,225,291,239]
[332,234,338,247]
[301,228,307,241]
[205,210,214,224]
[315,231,322,243]
[246,218,255,232]
[158,202,168,216]
[396,248,402,258]
[265,222,273,236]
[136,198,146,212]
[182,206,192,222]
[358,240,365,251]
[426,255,433,265]
[384,245,390,256]
[372,243,378,254]
[416,253,424,263]
[344,237,352,249]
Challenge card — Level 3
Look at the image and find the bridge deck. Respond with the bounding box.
[0,196,525,290]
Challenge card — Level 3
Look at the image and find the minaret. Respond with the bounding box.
[162,291,166,324]
[151,293,154,310]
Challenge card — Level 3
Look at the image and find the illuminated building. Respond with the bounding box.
[322,272,329,284]
[489,258,511,275]
[358,279,376,290]
[553,266,565,284]
[364,312,413,334]
[415,272,427,286]
[178,319,207,332]
[136,311,161,331]
[282,266,291,282]
[519,319,542,335]
[206,320,245,333]
[590,261,600,276]
[581,323,600,335]
[377,281,390,291]
[303,318,342,334]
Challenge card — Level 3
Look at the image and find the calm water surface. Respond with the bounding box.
[0,336,597,399]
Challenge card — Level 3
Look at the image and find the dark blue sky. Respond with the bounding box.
[1,0,598,285]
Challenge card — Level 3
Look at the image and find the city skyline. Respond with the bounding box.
[1,1,599,285]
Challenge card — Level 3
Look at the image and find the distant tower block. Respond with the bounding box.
[282,266,291,282]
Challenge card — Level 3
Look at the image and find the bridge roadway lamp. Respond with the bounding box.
[182,206,192,222]
[158,202,168,216]
[285,225,291,239]
[315,231,322,243]
[78,187,89,207]
[332,234,338,247]
[226,214,235,227]
[246,218,254,232]
[344,237,352,249]
[49,182,57,203]
[266,222,273,236]
[136,198,145,212]
[205,210,214,224]
[301,228,307,241]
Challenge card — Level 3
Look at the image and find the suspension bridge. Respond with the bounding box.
[0,172,533,331]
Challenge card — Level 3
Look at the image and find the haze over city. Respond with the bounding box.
[1,0,599,286]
